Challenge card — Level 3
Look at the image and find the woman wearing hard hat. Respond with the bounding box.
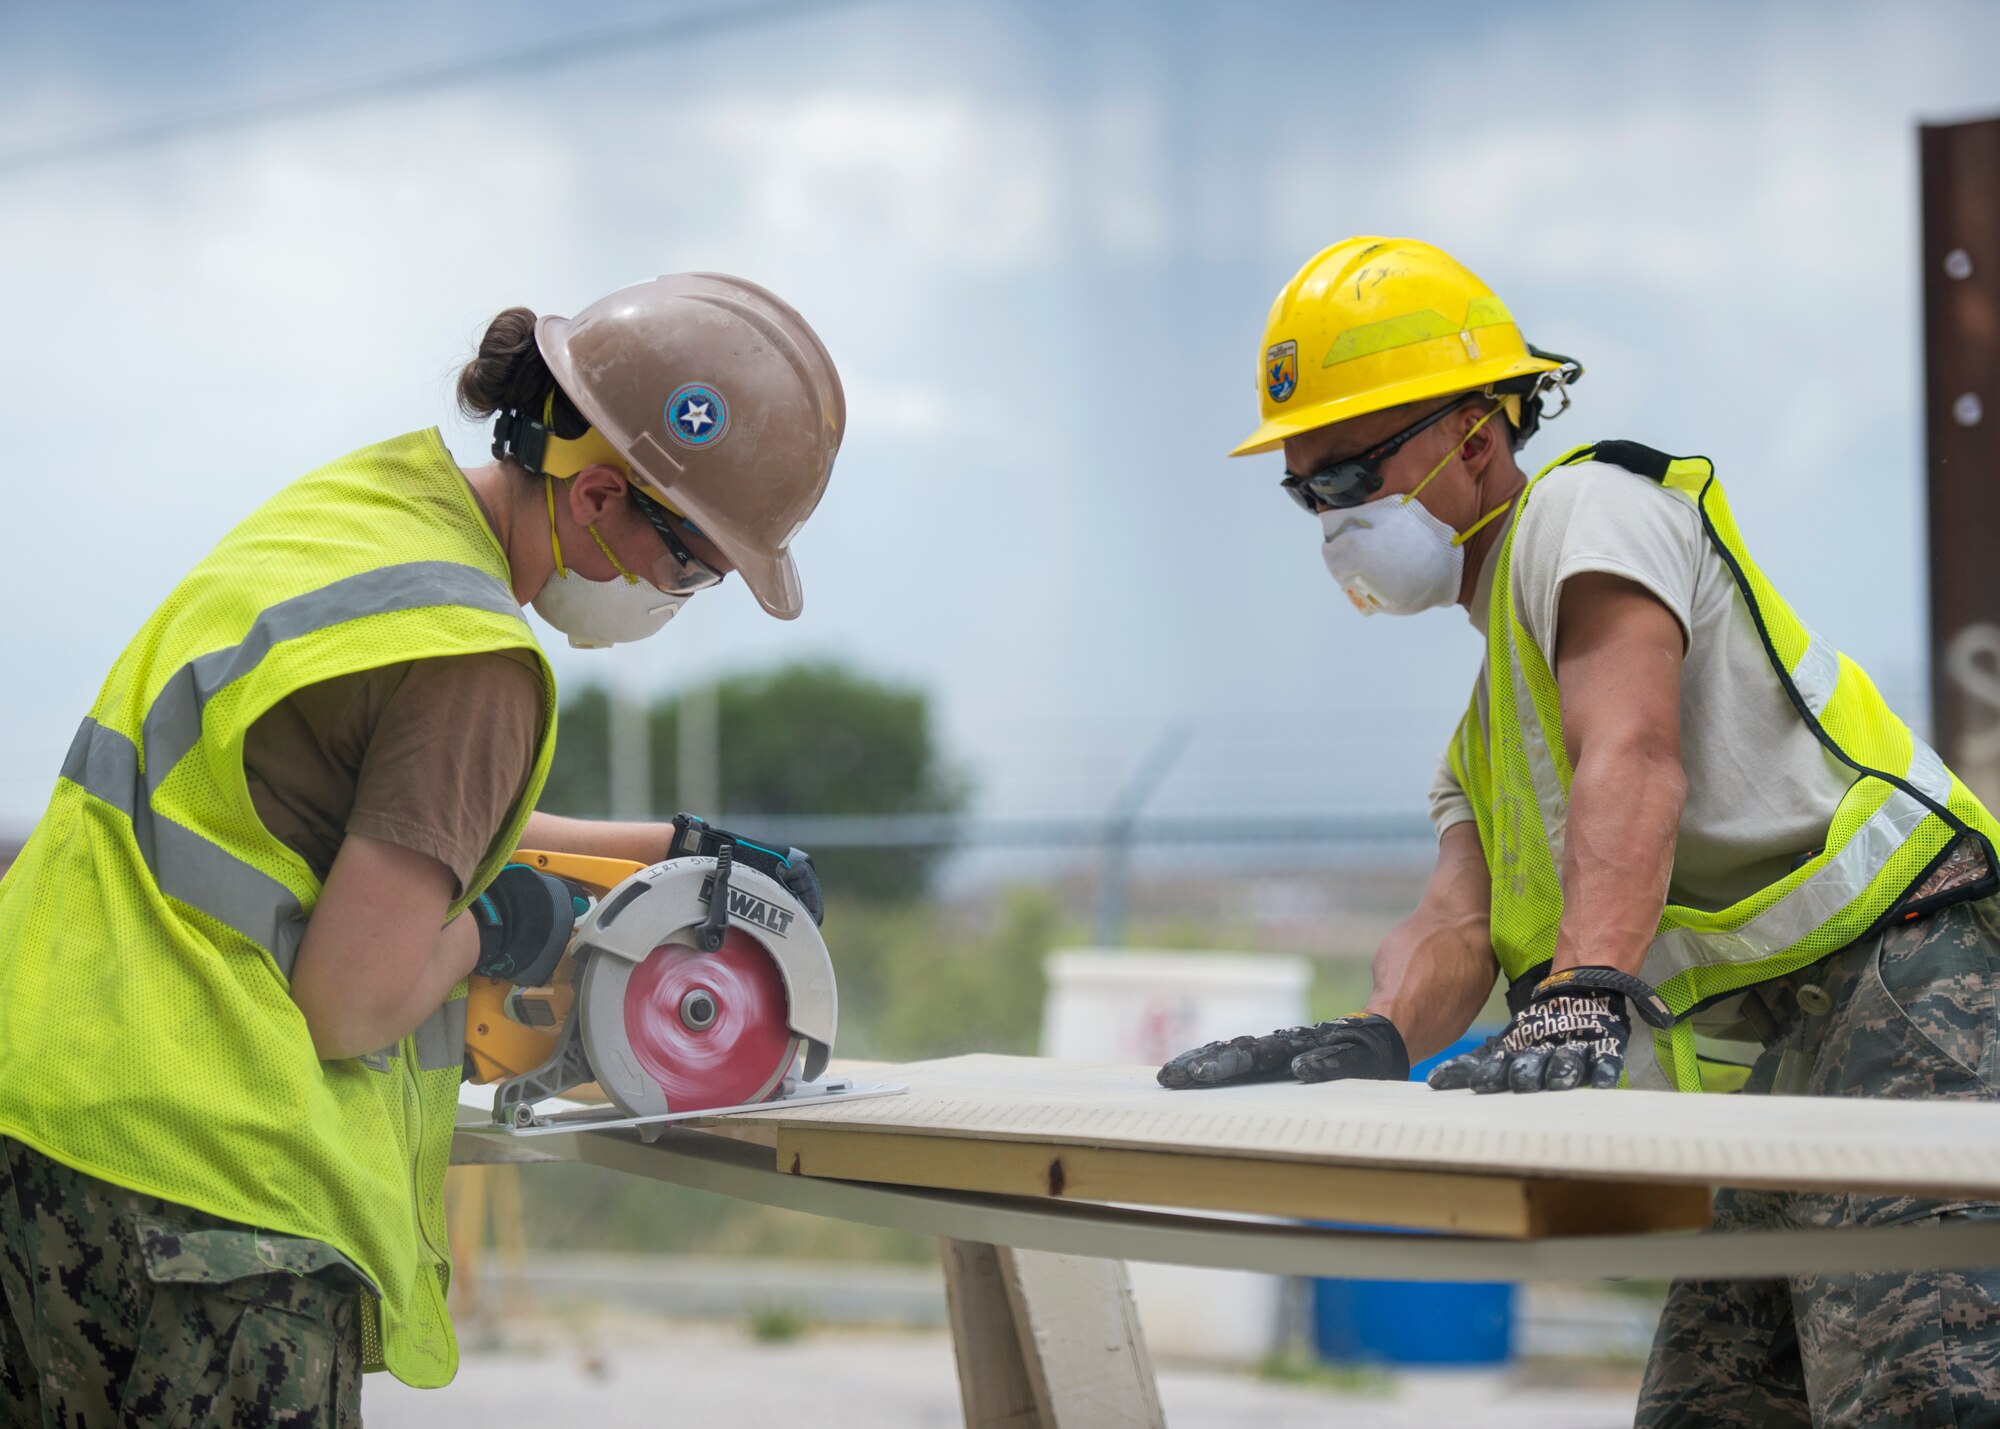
[0,274,842,1420]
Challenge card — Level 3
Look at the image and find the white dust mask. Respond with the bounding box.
[1317,406,1512,617]
[1320,499,1465,616]
[529,478,687,648]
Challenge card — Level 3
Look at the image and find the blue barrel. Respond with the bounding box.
[1311,1030,1515,1367]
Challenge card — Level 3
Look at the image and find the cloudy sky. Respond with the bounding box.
[2,0,1995,847]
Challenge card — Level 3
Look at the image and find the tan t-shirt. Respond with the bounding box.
[1429,459,1859,912]
[244,651,545,894]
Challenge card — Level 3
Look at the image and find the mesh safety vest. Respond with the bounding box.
[1446,441,2000,1092]
[0,430,556,1385]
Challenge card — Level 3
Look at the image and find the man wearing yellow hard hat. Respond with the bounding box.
[1160,237,2000,1420]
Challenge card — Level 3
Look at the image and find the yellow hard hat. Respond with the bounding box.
[1230,236,1574,457]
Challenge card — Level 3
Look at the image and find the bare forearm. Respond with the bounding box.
[295,914,479,1061]
[1364,824,1497,1062]
[1366,912,1495,1063]
[522,811,672,864]
[291,831,478,1061]
[1552,744,1684,975]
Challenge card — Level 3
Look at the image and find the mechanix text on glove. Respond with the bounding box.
[1158,1014,1409,1089]
[1426,966,1674,1094]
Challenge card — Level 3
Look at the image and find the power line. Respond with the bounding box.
[0,0,883,181]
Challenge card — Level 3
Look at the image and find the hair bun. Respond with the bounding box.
[456,306,590,448]
[457,307,544,419]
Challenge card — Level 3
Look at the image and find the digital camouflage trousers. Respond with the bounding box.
[0,1136,366,1428]
[1636,892,2000,1428]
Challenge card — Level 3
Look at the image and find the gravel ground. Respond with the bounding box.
[363,1318,1642,1428]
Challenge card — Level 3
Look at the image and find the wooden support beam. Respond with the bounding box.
[779,1126,1713,1239]
[941,1239,1165,1429]
[942,1240,1042,1428]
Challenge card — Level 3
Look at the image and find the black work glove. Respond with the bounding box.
[666,812,824,925]
[470,864,577,986]
[1158,1014,1410,1089]
[1291,1014,1412,1083]
[1426,966,1674,1094]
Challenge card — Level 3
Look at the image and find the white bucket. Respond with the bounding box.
[1039,947,1311,1366]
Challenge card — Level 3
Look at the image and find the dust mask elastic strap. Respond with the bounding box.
[545,476,642,586]
[1398,404,1513,548]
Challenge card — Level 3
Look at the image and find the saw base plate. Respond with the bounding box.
[468,1077,905,1139]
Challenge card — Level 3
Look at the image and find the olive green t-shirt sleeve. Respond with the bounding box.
[344,651,545,896]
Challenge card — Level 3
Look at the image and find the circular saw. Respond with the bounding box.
[463,823,888,1135]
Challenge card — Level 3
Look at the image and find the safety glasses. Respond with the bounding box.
[630,487,727,597]
[1280,398,1473,514]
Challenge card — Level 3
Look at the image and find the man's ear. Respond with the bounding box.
[565,465,631,525]
[1461,406,1505,476]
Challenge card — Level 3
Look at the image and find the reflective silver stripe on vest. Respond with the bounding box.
[64,717,309,973]
[1625,1021,1764,1093]
[142,562,523,795]
[412,998,468,1073]
[1640,737,1955,985]
[1624,1027,1669,1089]
[1910,736,1951,807]
[1624,1000,1768,1091]
[1790,630,1840,721]
[63,560,524,978]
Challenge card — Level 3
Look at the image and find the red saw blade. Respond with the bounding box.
[622,927,800,1111]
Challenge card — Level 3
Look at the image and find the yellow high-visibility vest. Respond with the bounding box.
[1446,440,1999,1091]
[0,430,556,1385]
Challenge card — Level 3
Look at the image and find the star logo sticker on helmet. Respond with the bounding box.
[665,381,730,449]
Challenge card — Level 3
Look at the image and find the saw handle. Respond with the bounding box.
[470,864,578,986]
[669,812,826,928]
[698,839,735,951]
[464,850,647,1085]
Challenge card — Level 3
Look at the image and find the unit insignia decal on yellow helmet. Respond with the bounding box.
[1265,339,1297,403]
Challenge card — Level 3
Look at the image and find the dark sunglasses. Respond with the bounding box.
[1279,398,1472,514]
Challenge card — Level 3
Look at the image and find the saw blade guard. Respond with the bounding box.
[569,856,837,1117]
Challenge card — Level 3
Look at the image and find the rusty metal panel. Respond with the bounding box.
[1924,115,2000,807]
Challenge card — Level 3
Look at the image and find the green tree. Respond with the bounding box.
[538,660,968,900]
[535,683,610,817]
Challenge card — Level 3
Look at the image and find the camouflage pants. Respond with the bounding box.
[1636,894,2000,1428]
[0,1136,365,1428]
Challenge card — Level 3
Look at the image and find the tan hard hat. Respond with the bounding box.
[535,273,844,619]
